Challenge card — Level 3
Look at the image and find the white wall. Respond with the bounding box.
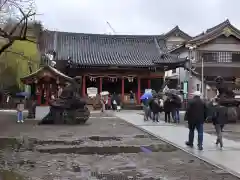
[165,49,215,99]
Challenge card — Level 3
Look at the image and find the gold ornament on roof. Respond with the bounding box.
[223,27,232,37]
[235,78,240,86]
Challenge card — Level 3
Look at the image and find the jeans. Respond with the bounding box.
[188,123,203,147]
[17,111,23,122]
[153,113,159,122]
[175,109,180,123]
[143,106,150,121]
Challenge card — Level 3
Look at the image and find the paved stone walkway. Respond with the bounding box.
[114,111,240,178]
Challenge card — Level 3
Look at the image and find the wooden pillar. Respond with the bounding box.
[99,77,102,93]
[137,77,141,104]
[45,84,49,105]
[147,79,151,89]
[82,75,86,97]
[121,77,124,101]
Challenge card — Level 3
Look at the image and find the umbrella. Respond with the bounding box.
[165,89,181,95]
[140,92,152,100]
[16,92,30,97]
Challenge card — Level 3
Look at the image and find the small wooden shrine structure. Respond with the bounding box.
[21,65,73,106]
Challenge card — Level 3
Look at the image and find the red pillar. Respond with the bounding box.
[82,75,86,97]
[36,85,41,105]
[45,84,49,105]
[99,77,102,93]
[137,77,141,104]
[121,77,124,101]
[147,79,151,89]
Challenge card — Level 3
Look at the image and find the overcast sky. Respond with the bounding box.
[35,0,240,36]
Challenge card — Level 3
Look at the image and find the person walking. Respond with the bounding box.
[212,99,227,149]
[164,98,172,123]
[142,98,150,121]
[129,90,135,104]
[100,96,105,112]
[174,95,182,123]
[17,99,24,123]
[185,91,207,150]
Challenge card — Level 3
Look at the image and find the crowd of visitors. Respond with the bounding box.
[141,90,229,151]
[142,92,182,124]
[100,92,121,112]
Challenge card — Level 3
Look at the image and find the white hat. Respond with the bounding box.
[191,91,201,97]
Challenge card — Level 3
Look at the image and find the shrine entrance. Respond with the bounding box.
[21,65,73,119]
[102,77,122,94]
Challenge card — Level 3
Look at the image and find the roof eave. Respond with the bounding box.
[188,31,240,46]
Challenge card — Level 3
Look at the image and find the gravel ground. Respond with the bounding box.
[0,112,239,180]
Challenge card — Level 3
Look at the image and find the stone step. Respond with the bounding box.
[35,143,176,154]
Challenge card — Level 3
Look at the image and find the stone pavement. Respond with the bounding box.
[114,111,240,178]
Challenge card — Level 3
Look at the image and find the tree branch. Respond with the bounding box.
[0,0,37,56]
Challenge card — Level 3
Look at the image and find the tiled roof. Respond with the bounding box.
[188,19,240,45]
[39,30,187,67]
[164,26,192,40]
[21,65,73,83]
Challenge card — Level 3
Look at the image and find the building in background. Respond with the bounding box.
[167,19,240,100]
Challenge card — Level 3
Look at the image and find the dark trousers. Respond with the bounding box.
[188,123,203,147]
[165,112,171,122]
[152,113,159,122]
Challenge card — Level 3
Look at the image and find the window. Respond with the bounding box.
[172,69,176,73]
[196,84,200,91]
[202,53,214,62]
[232,53,240,62]
[201,52,232,63]
[218,52,232,62]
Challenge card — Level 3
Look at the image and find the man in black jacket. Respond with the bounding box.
[149,97,161,122]
[185,91,207,150]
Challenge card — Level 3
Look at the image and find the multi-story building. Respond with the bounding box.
[168,20,240,99]
[163,26,192,89]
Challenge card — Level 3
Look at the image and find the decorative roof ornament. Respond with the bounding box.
[235,77,240,86]
[223,27,232,37]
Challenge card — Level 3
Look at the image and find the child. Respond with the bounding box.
[17,99,24,123]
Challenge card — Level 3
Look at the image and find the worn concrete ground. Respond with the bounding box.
[0,112,239,180]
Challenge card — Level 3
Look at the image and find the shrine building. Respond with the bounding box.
[37,31,187,104]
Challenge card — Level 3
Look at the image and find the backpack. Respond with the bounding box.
[227,107,238,122]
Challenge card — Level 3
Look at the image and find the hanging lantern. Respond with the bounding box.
[34,78,38,84]
[128,77,134,82]
[89,76,96,82]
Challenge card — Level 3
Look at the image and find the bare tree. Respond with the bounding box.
[0,0,36,55]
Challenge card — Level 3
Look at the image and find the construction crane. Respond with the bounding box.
[106,21,116,34]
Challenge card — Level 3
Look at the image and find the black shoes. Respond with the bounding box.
[185,141,193,148]
[185,141,203,150]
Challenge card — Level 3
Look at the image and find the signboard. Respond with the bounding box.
[87,87,98,97]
